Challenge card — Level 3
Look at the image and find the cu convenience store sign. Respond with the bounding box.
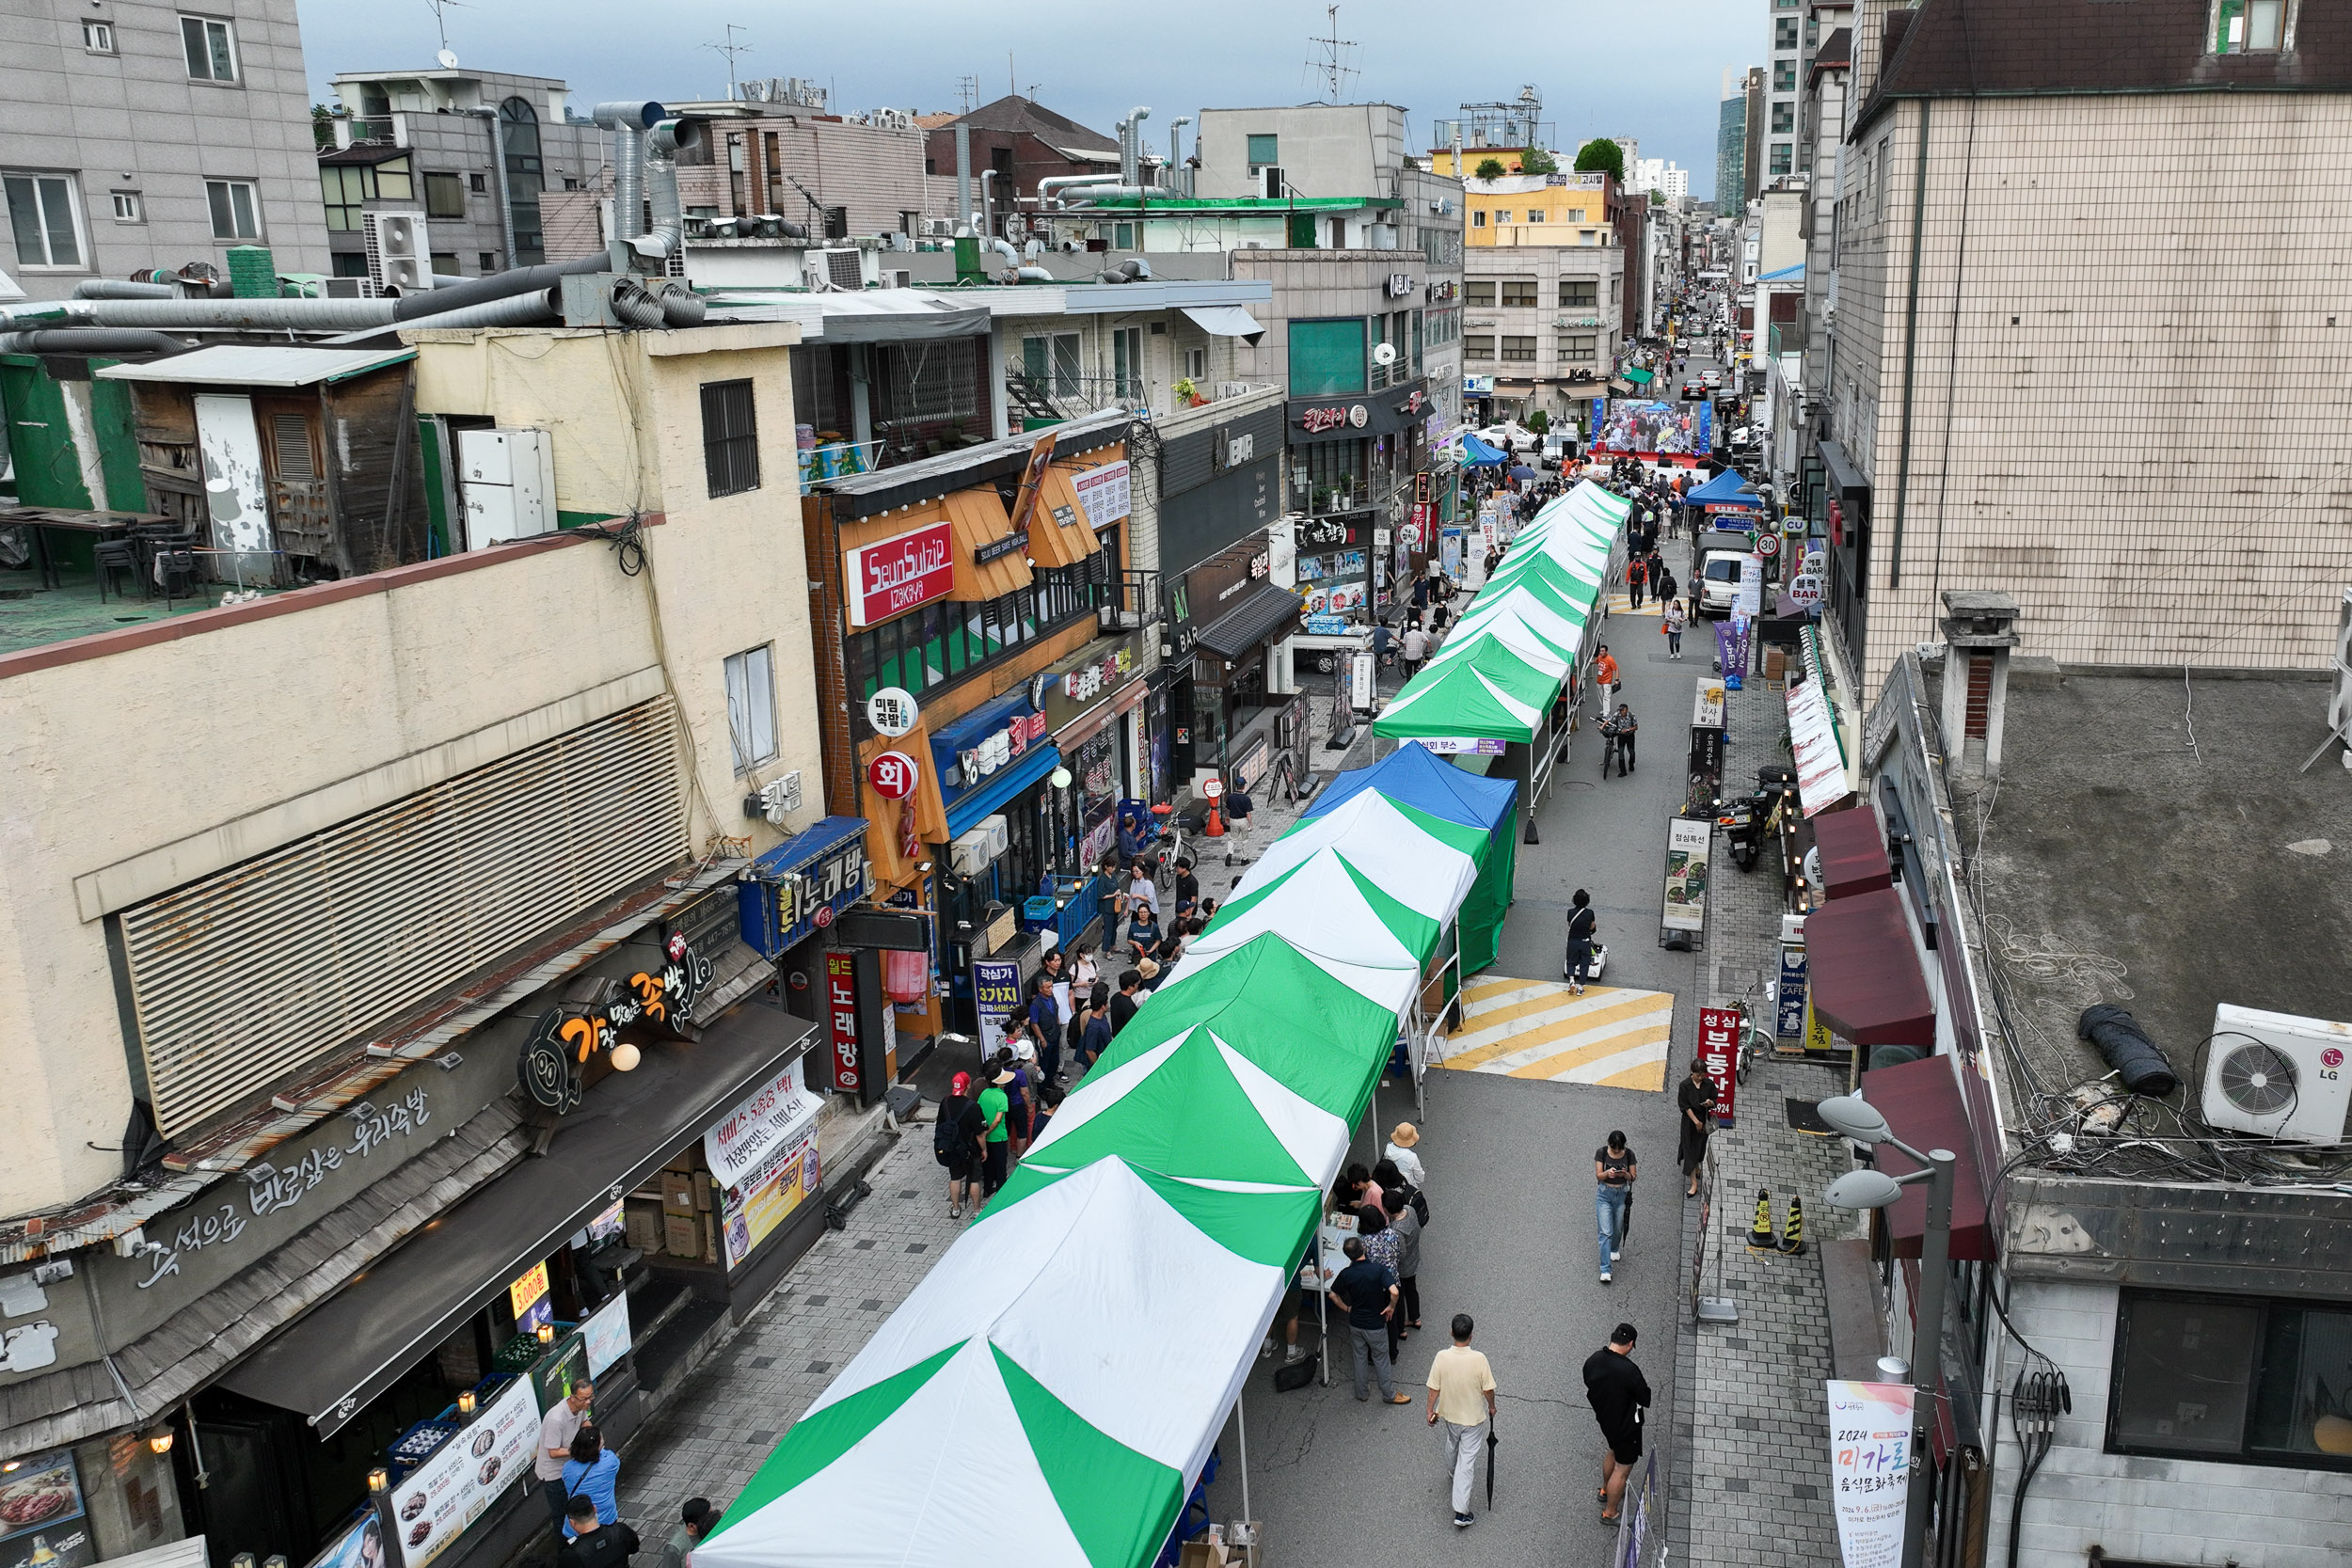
[847,518,955,626]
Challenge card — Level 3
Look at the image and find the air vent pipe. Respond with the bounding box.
[636,118,704,261]
[955,124,973,237]
[72,280,176,300]
[0,327,196,355]
[593,101,667,245]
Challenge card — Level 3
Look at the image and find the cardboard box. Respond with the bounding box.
[624,1200,664,1254]
[694,1172,715,1213]
[662,1212,704,1259]
[661,1171,697,1213]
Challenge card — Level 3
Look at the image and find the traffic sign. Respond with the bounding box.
[866,687,919,737]
[1202,777,1225,799]
[867,751,919,800]
[1756,532,1779,558]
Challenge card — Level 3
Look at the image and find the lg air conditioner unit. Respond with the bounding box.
[2200,1003,2352,1144]
[364,210,432,293]
[978,815,1009,860]
[1259,166,1285,199]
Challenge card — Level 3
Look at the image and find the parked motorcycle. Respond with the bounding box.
[1717,767,1798,871]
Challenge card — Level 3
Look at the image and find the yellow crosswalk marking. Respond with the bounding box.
[1438,974,1675,1090]
[1607,594,1664,618]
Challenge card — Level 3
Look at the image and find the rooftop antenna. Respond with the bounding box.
[423,0,467,67]
[704,23,752,103]
[956,74,978,113]
[1305,4,1359,103]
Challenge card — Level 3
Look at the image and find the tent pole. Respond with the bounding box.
[1237,1386,1253,1528]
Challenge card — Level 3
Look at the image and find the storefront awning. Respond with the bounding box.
[215,1002,815,1436]
[1855,1054,1994,1261]
[1622,366,1654,386]
[1812,804,1892,897]
[1805,886,1933,1048]
[943,740,1062,841]
[1195,581,1303,661]
[1179,305,1266,345]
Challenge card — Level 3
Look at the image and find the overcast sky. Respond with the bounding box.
[297,0,1761,191]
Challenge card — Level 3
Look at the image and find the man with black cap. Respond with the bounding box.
[556,1497,639,1568]
[656,1498,712,1568]
[1583,1323,1651,1523]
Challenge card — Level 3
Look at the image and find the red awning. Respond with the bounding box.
[1807,886,1933,1046]
[1859,1053,1993,1261]
[1812,802,1891,898]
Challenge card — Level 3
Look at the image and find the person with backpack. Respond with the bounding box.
[934,1072,984,1219]
[1565,889,1599,996]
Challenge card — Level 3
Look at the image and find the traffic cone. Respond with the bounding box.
[1203,805,1225,837]
[1779,1195,1806,1256]
[1747,1189,1776,1251]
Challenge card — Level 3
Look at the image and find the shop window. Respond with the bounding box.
[1463,279,1497,306]
[700,378,760,497]
[1501,278,1538,308]
[2214,0,2290,53]
[2110,1291,2352,1469]
[423,171,467,217]
[724,645,778,771]
[1500,336,1536,363]
[1561,278,1598,309]
[206,179,261,240]
[1287,317,1367,397]
[181,13,238,81]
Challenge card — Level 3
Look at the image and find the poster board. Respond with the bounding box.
[388,1374,539,1568]
[1826,1382,1914,1568]
[973,960,1021,1058]
[0,1449,91,1568]
[580,1291,632,1380]
[1661,817,1710,936]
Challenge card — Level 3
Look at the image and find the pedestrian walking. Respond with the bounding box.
[556,1498,640,1568]
[1627,555,1646,610]
[1425,1314,1498,1528]
[1564,889,1598,995]
[1590,645,1619,716]
[1663,599,1687,658]
[1002,1044,1036,1157]
[1327,1236,1410,1404]
[1109,968,1143,1035]
[559,1424,620,1538]
[1582,1325,1652,1523]
[1400,621,1429,680]
[1609,703,1638,774]
[1594,1131,1636,1283]
[977,1066,1013,1196]
[1678,1059,1719,1196]
[1382,1186,1424,1334]
[935,1071,984,1218]
[1384,1121,1426,1190]
[655,1500,712,1568]
[535,1380,596,1531]
[1027,976,1063,1085]
[1077,981,1113,1070]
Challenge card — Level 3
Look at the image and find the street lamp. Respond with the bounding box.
[1818,1093,1955,1568]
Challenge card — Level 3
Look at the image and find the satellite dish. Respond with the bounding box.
[1373,342,1398,367]
[437,48,459,69]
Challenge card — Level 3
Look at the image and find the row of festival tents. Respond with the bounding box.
[693,742,1519,1568]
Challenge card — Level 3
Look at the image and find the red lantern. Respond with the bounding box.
[1827,498,1845,546]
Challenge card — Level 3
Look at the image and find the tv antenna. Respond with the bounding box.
[1304,4,1359,103]
[423,0,467,67]
[705,24,752,103]
[956,73,979,112]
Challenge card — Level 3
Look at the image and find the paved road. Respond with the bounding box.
[1200,520,1705,1565]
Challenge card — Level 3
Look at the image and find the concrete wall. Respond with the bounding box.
[0,323,817,1217]
[1828,90,2352,684]
[994,308,1243,421]
[1985,1279,2351,1568]
[1195,105,1405,199]
[1,0,329,298]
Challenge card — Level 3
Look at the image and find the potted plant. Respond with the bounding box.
[1171,376,1202,407]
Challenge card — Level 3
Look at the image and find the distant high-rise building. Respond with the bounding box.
[1716,67,1754,212]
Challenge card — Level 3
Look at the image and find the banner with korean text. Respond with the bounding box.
[1826,1381,1913,1568]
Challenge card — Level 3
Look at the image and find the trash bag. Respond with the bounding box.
[2076,1004,2180,1098]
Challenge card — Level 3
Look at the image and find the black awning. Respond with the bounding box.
[1816,438,1870,499]
[1195,581,1304,660]
[215,1003,815,1435]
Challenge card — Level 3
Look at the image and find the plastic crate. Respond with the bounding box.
[491,1333,548,1375]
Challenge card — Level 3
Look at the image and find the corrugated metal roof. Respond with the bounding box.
[95,344,416,388]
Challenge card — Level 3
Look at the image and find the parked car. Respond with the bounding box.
[1475,422,1539,454]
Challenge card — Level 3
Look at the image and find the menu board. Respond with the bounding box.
[0,1450,91,1568]
[389,1375,539,1568]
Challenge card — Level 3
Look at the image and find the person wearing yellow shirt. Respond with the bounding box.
[1424,1314,1499,1528]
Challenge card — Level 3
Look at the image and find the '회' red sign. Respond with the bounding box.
[847,519,955,627]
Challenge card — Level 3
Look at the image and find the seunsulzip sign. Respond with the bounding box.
[846,519,955,626]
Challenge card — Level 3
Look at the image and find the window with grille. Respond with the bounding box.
[701,378,760,497]
[181,15,237,81]
[117,698,689,1136]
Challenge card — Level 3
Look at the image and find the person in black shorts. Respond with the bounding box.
[1582,1323,1651,1523]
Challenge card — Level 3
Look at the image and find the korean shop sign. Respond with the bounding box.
[846,519,955,627]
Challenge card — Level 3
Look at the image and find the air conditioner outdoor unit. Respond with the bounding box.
[2200,1003,2352,1144]
[807,246,870,290]
[978,815,1009,860]
[949,829,993,877]
[921,218,955,238]
[364,210,432,293]
[1259,166,1285,199]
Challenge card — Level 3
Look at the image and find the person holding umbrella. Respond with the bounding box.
[1425,1313,1497,1528]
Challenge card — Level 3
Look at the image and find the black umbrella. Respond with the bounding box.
[1486,1415,1499,1509]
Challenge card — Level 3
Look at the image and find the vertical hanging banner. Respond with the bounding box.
[1696,1006,1740,1129]
[1826,1382,1914,1568]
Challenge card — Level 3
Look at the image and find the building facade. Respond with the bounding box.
[921,96,1121,236]
[317,68,607,281]
[1456,173,1624,429]
[675,106,930,241]
[4,0,329,299]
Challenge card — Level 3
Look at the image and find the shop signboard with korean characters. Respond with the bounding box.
[706,1056,824,1270]
[1696,1006,1740,1128]
[387,1373,540,1568]
[1825,1382,1913,1568]
[1069,460,1131,531]
[1661,816,1710,940]
[845,519,956,628]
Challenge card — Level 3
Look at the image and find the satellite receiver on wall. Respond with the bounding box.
[1373,342,1398,367]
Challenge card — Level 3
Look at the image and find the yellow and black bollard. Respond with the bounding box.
[1779,1195,1806,1256]
[1747,1188,1777,1251]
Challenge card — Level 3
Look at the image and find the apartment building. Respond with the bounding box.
[920,96,1120,234]
[3,0,328,300]
[674,103,930,241]
[1817,0,2352,683]
[1763,0,1820,181]
[1715,66,1761,212]
[317,67,606,280]
[1457,172,1623,428]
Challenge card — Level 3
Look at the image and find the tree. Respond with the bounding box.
[1519,148,1559,176]
[1573,138,1626,184]
[1525,408,1550,436]
[1473,157,1507,182]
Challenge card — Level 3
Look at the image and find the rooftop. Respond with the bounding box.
[1963,665,2352,1164]
[925,95,1120,153]
[0,565,265,659]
